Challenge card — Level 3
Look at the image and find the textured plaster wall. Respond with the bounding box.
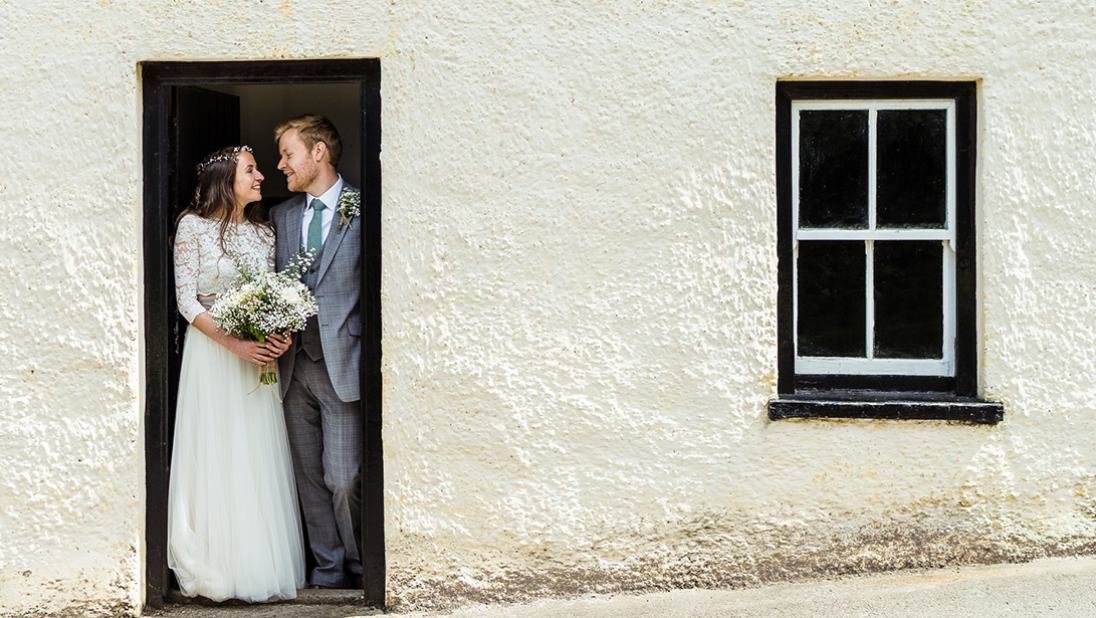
[0,0,1094,616]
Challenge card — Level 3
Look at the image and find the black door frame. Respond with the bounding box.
[141,59,384,607]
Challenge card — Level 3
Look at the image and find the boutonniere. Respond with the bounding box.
[336,189,361,233]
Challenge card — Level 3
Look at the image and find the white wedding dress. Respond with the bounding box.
[168,214,305,602]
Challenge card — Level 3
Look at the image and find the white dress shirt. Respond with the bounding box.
[300,175,345,248]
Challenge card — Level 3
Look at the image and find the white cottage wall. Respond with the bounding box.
[0,0,1094,615]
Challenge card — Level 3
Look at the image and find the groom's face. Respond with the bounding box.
[277,128,321,194]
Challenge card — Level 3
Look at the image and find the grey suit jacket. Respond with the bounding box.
[271,184,362,402]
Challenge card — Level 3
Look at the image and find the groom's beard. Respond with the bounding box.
[285,162,319,194]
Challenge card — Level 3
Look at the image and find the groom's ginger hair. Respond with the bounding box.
[274,114,342,167]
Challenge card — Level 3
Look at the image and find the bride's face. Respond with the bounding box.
[233,152,264,209]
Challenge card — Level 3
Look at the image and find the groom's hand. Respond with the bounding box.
[266,333,292,358]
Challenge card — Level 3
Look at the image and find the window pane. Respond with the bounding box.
[798,241,866,357]
[874,241,943,359]
[798,110,869,229]
[876,110,947,228]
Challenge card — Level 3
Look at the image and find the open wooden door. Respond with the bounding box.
[171,87,241,221]
[147,84,240,603]
[165,87,240,443]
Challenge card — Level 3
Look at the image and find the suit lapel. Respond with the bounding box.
[315,184,356,283]
[285,194,306,258]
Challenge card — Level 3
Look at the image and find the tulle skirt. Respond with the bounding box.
[167,326,305,602]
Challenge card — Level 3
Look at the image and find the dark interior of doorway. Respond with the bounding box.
[141,60,383,609]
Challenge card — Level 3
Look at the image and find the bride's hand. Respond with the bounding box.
[230,338,277,366]
[266,333,292,358]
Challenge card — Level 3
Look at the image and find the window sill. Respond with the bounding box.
[768,394,1003,424]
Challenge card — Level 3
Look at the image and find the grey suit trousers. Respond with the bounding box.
[272,186,363,587]
[283,351,362,588]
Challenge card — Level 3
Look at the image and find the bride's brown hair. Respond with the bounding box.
[173,145,273,253]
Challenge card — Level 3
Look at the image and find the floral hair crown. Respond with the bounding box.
[198,145,253,173]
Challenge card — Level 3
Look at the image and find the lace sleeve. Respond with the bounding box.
[267,228,276,272]
[174,215,206,323]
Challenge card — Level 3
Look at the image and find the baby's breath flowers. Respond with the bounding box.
[210,249,318,386]
[198,145,253,173]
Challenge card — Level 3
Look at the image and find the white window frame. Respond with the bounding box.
[792,100,956,377]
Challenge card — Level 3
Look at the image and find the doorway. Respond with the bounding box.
[141,60,383,608]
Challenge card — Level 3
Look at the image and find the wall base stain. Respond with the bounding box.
[386,518,1096,612]
[0,602,136,618]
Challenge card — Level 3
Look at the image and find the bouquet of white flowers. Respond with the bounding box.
[210,250,319,386]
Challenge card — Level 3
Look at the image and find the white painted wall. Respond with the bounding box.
[0,0,1094,615]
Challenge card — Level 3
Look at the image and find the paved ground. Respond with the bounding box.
[147,556,1096,617]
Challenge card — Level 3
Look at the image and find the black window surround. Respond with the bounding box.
[771,81,1002,424]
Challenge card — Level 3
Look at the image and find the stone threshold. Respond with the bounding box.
[167,588,374,607]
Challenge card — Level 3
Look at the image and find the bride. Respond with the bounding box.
[168,145,305,602]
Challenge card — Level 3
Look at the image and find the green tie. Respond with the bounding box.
[307,198,325,254]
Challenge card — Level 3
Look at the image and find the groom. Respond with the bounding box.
[270,114,363,589]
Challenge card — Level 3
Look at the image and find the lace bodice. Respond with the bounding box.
[174,214,275,323]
